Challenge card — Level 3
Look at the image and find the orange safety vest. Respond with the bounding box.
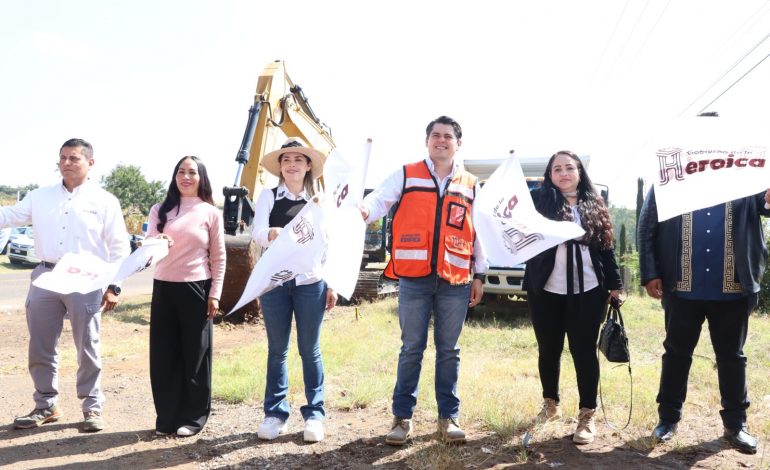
[384,161,477,285]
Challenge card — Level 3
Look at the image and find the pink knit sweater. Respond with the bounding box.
[147,197,226,300]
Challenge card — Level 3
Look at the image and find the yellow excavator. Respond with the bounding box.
[220,60,395,320]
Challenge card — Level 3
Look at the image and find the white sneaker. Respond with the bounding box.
[176,425,197,437]
[258,416,288,440]
[304,418,325,442]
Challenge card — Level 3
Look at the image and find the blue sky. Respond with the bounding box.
[2,0,768,208]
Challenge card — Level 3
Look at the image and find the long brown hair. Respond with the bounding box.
[536,150,614,249]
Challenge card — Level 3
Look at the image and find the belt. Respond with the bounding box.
[40,261,57,269]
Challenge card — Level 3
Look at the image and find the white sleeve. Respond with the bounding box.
[471,181,487,274]
[362,168,404,223]
[251,188,275,247]
[0,192,33,228]
[103,194,130,263]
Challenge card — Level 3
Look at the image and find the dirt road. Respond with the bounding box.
[0,297,766,469]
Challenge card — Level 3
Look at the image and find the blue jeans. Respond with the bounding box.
[259,279,326,421]
[392,275,470,419]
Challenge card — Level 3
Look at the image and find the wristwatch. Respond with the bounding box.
[107,284,122,296]
[473,273,486,283]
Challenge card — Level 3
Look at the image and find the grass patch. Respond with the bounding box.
[110,300,152,325]
[213,294,770,454]
[0,254,34,273]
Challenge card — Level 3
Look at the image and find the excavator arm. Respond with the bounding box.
[220,60,396,320]
[223,60,335,235]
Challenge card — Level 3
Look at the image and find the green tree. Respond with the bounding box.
[101,164,166,217]
[619,224,627,255]
[609,206,636,249]
[636,177,644,228]
[0,184,38,204]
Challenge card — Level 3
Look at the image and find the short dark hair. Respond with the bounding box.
[425,116,462,140]
[60,138,94,160]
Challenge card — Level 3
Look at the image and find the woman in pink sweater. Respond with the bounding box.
[146,155,226,437]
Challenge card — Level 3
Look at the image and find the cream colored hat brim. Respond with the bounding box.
[261,145,326,180]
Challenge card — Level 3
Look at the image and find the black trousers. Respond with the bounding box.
[150,279,213,433]
[527,287,607,409]
[657,293,754,429]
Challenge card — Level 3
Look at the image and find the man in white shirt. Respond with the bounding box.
[361,116,486,445]
[0,138,130,432]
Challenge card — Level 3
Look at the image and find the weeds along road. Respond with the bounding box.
[0,264,155,311]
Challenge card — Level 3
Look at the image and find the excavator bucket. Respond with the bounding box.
[218,234,260,322]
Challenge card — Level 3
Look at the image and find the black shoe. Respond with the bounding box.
[651,421,678,442]
[723,426,757,454]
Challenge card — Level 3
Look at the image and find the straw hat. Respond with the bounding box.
[261,137,326,180]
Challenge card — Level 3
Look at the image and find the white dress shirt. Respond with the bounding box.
[362,158,487,274]
[251,183,323,286]
[0,181,130,265]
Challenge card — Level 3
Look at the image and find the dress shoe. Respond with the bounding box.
[651,421,678,442]
[723,426,757,454]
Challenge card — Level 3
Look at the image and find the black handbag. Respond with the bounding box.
[598,297,630,363]
[597,296,632,430]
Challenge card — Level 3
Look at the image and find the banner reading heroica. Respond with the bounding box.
[473,154,585,267]
[651,146,769,221]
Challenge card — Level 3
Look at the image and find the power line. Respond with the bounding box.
[697,52,770,114]
[719,0,770,52]
[591,0,631,85]
[607,0,651,79]
[678,30,770,116]
[628,0,672,70]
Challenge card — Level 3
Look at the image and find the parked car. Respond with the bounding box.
[0,228,9,254]
[1,226,31,255]
[8,228,40,265]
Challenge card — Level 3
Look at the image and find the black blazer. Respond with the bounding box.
[637,188,770,295]
[523,188,623,293]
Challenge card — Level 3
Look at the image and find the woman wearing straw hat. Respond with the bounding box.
[251,137,337,443]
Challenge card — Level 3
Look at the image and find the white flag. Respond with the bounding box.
[33,253,117,295]
[320,141,371,299]
[32,239,168,295]
[650,146,769,221]
[227,199,327,315]
[473,154,585,266]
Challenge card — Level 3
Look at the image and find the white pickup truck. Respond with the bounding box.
[464,154,599,301]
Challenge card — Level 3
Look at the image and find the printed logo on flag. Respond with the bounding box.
[268,269,295,290]
[494,195,519,219]
[293,217,314,244]
[502,227,544,255]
